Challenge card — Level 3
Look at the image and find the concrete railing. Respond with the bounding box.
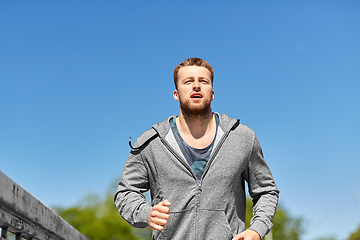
[0,170,89,240]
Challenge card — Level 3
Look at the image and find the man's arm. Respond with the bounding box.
[244,135,279,239]
[114,152,153,228]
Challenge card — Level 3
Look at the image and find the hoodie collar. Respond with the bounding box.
[152,112,240,138]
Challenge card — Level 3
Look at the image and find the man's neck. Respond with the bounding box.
[176,109,216,148]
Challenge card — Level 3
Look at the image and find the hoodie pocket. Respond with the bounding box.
[154,209,195,240]
[197,209,233,240]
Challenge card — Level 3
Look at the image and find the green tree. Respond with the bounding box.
[348,224,360,240]
[246,198,304,240]
[54,192,152,240]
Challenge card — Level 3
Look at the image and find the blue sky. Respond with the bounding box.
[1,1,359,239]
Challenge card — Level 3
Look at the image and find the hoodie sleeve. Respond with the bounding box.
[114,151,153,228]
[246,135,279,239]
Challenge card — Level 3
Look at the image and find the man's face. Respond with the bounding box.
[174,66,214,116]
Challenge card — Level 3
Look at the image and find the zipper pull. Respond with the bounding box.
[198,183,202,192]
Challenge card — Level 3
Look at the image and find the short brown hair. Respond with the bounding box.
[173,58,214,89]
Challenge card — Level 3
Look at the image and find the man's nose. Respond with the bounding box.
[193,80,200,90]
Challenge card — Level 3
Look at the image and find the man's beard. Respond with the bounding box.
[179,97,212,118]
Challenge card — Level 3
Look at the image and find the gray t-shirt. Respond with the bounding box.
[170,115,219,180]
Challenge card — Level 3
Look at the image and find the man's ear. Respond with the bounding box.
[173,89,179,101]
[211,89,214,101]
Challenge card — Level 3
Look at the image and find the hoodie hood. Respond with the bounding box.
[129,113,239,152]
[152,112,240,139]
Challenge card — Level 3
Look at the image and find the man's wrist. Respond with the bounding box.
[249,220,269,240]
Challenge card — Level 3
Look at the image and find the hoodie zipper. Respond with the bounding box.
[160,138,199,182]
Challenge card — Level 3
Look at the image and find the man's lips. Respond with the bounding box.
[190,93,203,99]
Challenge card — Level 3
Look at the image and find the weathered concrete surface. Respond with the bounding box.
[0,170,89,240]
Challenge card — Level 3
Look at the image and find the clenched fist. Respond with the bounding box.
[148,199,171,231]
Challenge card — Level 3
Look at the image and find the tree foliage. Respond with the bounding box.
[246,198,304,240]
[348,224,360,240]
[54,193,151,240]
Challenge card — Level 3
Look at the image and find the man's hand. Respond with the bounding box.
[232,229,261,240]
[148,199,171,231]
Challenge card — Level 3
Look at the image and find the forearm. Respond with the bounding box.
[114,153,152,228]
[114,188,152,228]
[248,190,278,239]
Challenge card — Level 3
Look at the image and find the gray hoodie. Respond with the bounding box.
[114,113,279,240]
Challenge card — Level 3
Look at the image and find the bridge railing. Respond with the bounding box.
[0,170,89,240]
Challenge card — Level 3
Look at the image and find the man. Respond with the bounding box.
[114,58,279,240]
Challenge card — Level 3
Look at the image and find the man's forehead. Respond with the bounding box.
[178,66,212,78]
